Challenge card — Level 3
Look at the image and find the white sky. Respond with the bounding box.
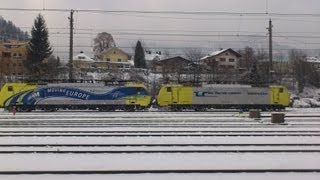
[0,0,320,59]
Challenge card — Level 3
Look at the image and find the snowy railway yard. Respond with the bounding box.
[0,109,319,180]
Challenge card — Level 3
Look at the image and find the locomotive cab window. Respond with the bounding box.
[8,86,13,92]
[279,88,284,93]
[167,87,172,92]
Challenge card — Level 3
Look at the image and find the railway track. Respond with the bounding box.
[0,124,319,128]
[0,111,319,179]
[0,150,320,153]
[0,169,319,175]
[1,143,319,147]
[0,133,319,137]
[1,130,319,133]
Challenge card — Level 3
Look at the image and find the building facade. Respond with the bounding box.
[96,47,132,70]
[201,48,242,72]
[73,51,94,69]
[306,57,320,72]
[153,56,192,73]
[0,41,28,79]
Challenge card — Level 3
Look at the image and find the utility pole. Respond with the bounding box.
[267,19,273,83]
[68,9,74,82]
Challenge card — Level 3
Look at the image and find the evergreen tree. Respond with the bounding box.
[134,41,146,68]
[0,16,29,41]
[25,14,52,80]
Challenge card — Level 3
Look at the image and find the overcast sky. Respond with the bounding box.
[1,0,320,59]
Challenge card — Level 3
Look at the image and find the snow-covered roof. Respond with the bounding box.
[201,48,241,60]
[306,57,320,63]
[73,52,94,62]
[210,49,229,56]
[103,47,130,57]
[94,60,134,65]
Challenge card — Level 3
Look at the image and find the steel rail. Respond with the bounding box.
[0,149,320,153]
[0,169,319,174]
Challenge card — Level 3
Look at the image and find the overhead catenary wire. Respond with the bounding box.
[1,7,319,58]
[1,8,320,17]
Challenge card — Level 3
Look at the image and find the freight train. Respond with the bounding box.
[0,82,290,112]
[156,84,290,111]
[0,82,151,112]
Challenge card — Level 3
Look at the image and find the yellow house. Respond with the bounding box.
[95,47,132,70]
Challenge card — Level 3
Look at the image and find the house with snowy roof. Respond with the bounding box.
[152,56,193,73]
[306,56,320,71]
[73,51,95,69]
[144,50,164,69]
[200,48,242,72]
[96,47,133,70]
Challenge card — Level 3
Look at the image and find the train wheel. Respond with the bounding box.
[99,106,114,112]
[124,106,135,112]
[170,106,182,112]
[44,108,57,112]
[195,107,206,112]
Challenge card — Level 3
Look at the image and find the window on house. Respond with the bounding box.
[3,52,11,57]
[118,59,121,62]
[18,53,22,57]
[106,58,110,61]
[226,53,229,55]
[229,59,235,62]
[113,51,116,54]
[13,53,17,57]
[228,65,234,68]
[220,58,226,62]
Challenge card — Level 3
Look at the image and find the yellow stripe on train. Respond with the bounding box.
[0,83,38,107]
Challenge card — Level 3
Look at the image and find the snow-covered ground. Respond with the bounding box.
[290,86,320,108]
[0,109,319,179]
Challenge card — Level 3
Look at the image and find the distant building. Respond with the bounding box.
[153,56,193,73]
[306,56,320,71]
[73,51,94,69]
[96,47,132,70]
[0,41,28,79]
[145,50,164,69]
[200,48,242,72]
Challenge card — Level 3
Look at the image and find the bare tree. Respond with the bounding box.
[255,49,268,83]
[289,49,308,93]
[93,32,116,59]
[238,46,255,70]
[184,48,205,84]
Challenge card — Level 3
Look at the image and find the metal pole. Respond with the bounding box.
[68,9,74,82]
[268,19,273,83]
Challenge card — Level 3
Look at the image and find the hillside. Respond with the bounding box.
[0,16,29,41]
